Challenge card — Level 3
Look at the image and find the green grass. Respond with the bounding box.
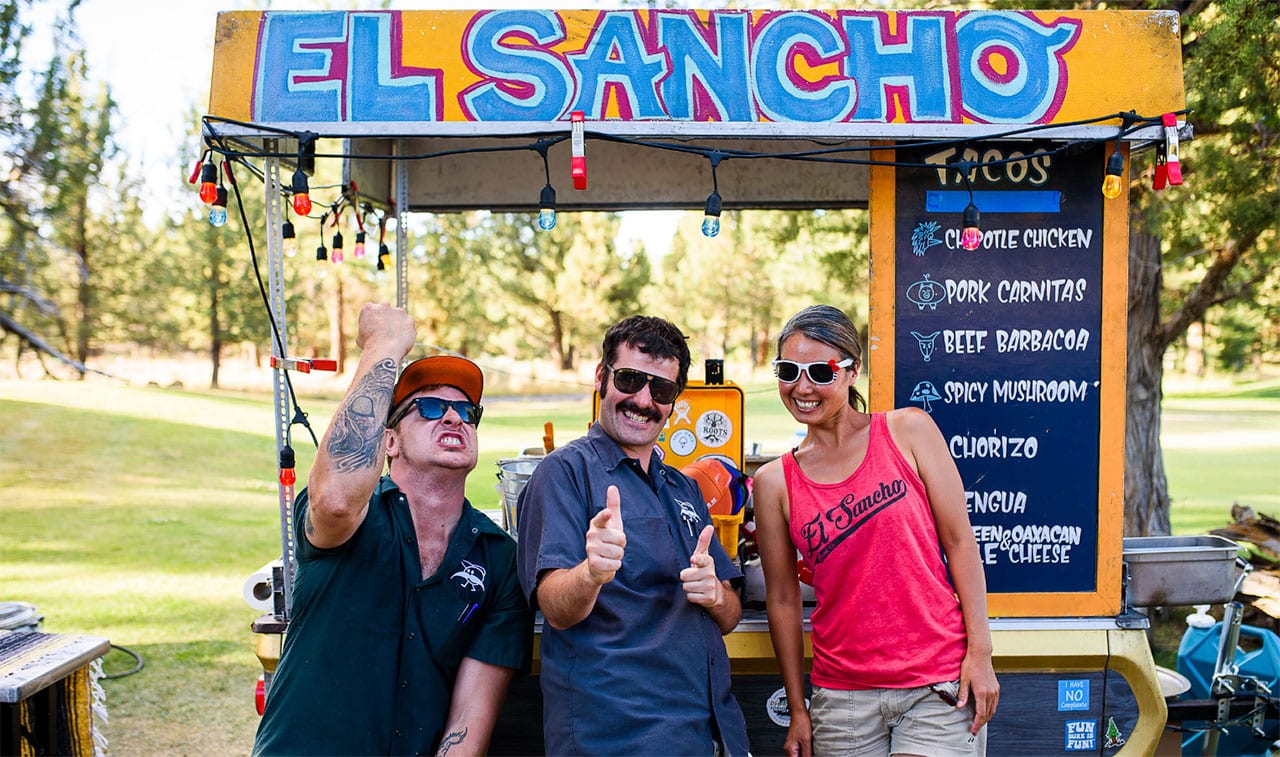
[1,375,1276,752]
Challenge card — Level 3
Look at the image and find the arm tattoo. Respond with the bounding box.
[325,358,397,473]
[435,727,467,756]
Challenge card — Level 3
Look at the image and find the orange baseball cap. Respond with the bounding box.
[390,356,484,415]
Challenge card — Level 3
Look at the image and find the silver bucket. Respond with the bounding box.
[0,601,43,633]
[496,457,541,538]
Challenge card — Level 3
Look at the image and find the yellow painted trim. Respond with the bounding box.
[1097,142,1131,616]
[208,12,262,122]
[868,144,895,413]
[1108,628,1166,757]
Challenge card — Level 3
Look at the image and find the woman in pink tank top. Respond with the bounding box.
[753,305,999,757]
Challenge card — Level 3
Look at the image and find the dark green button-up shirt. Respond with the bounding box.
[254,476,531,756]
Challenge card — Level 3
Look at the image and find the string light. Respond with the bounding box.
[1102,148,1125,199]
[535,140,557,231]
[291,168,312,216]
[956,161,981,252]
[209,185,228,227]
[198,159,219,205]
[353,230,367,260]
[199,110,1188,246]
[281,219,298,257]
[702,152,724,238]
[331,230,344,264]
[376,242,391,271]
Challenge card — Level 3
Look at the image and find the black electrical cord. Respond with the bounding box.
[100,643,144,680]
[225,157,319,448]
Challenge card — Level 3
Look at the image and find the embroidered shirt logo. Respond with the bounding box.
[451,559,487,593]
[677,498,701,536]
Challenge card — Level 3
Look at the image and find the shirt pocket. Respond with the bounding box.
[622,515,683,584]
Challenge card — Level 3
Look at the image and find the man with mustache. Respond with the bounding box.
[254,303,531,756]
[516,315,750,756]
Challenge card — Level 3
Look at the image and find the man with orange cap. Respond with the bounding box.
[255,302,531,756]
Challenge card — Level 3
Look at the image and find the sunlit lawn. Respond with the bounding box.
[1,375,1276,753]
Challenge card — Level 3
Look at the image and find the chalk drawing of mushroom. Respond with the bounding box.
[909,381,942,413]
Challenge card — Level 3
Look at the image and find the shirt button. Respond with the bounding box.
[472,527,478,534]
[394,730,402,737]
[400,681,408,688]
[408,632,416,640]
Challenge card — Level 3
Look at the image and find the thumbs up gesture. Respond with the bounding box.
[680,525,721,607]
[585,485,626,585]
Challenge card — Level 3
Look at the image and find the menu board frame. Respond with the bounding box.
[868,144,1128,618]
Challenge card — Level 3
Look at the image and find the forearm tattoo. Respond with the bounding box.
[325,358,397,473]
[436,727,467,756]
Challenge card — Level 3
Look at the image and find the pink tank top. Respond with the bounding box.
[784,412,967,690]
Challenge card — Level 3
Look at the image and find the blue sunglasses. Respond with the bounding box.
[388,396,483,428]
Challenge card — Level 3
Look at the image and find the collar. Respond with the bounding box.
[585,423,668,488]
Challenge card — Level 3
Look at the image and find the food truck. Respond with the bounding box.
[203,8,1229,754]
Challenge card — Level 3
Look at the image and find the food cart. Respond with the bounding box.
[203,8,1210,753]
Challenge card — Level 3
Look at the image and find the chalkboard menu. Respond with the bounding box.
[889,141,1106,596]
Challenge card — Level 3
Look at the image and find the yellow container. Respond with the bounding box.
[712,511,744,560]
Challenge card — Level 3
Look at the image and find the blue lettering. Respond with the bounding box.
[348,13,441,122]
[656,12,753,121]
[842,13,952,121]
[957,13,1081,123]
[461,10,572,121]
[570,12,667,119]
[255,12,346,122]
[752,11,856,123]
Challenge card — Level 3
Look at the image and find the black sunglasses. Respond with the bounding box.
[387,396,483,428]
[773,358,854,385]
[605,365,680,405]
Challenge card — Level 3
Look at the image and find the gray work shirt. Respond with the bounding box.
[516,423,749,756]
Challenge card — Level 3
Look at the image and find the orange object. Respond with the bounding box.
[683,458,735,516]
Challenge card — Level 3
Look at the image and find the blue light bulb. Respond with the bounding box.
[209,206,227,227]
[537,183,557,231]
[701,215,720,238]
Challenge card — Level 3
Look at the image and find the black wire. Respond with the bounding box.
[224,157,319,448]
[100,643,144,679]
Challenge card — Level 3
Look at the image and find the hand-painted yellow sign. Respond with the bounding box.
[209,10,1184,131]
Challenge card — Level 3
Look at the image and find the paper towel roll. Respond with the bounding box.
[243,560,281,612]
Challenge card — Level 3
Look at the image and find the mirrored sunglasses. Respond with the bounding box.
[607,365,680,405]
[773,358,854,385]
[388,396,483,428]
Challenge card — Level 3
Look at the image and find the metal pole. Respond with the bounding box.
[264,143,296,620]
[395,139,409,310]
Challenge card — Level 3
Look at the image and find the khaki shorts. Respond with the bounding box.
[810,681,986,756]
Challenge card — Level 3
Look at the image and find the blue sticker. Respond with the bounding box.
[1058,679,1089,711]
[1065,720,1096,751]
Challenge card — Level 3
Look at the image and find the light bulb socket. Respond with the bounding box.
[704,190,723,218]
[282,220,296,240]
[200,162,217,186]
[539,183,556,210]
[291,169,309,195]
[213,186,228,208]
[355,230,366,244]
[1105,149,1125,178]
[332,231,344,250]
[316,245,328,262]
[963,202,980,229]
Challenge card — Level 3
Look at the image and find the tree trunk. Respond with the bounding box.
[210,268,221,389]
[550,310,572,371]
[1124,225,1171,536]
[74,195,90,379]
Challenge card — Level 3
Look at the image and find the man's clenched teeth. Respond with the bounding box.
[440,433,465,447]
